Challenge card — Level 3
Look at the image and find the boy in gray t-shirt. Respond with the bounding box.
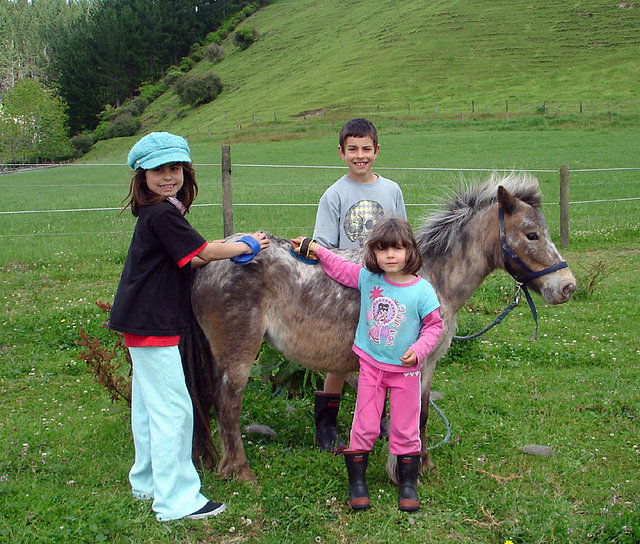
[312,118,407,452]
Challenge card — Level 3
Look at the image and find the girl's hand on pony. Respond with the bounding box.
[248,231,270,252]
[291,236,319,260]
[400,349,418,367]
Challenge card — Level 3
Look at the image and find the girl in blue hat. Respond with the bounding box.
[108,132,269,521]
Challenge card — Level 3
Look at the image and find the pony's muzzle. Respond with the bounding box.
[539,270,577,304]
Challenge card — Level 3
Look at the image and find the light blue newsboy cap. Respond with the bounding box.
[127,132,191,170]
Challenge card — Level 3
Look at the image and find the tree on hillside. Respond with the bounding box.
[54,0,230,132]
[0,0,91,95]
[0,78,73,164]
[1,0,270,134]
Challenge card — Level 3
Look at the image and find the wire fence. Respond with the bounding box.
[1,163,639,213]
[1,163,639,258]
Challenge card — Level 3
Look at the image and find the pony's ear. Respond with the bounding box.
[497,185,517,214]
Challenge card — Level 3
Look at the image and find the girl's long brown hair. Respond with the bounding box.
[363,217,423,275]
[122,162,198,217]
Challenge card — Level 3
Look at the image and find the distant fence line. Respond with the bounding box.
[2,155,640,249]
[189,99,640,134]
[3,197,640,221]
[4,162,640,173]
[2,100,639,167]
[2,195,639,217]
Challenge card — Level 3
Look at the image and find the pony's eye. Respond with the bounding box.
[526,232,539,241]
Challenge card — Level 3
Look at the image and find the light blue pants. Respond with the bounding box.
[128,345,209,521]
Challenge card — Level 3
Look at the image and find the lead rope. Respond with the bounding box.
[426,399,451,451]
[452,283,523,341]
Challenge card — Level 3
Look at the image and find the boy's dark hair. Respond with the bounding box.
[123,163,198,217]
[338,118,378,151]
[364,217,423,275]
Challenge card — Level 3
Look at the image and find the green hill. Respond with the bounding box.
[137,0,640,136]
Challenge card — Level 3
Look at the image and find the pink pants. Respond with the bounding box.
[348,358,421,455]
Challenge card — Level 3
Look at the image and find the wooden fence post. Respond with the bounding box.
[559,164,570,248]
[221,145,233,237]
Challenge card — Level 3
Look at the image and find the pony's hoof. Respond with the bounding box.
[421,453,435,472]
[236,466,257,483]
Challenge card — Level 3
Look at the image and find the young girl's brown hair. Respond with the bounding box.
[363,217,423,275]
[123,162,199,217]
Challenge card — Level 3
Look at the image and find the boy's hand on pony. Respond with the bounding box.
[291,236,319,260]
[400,349,418,367]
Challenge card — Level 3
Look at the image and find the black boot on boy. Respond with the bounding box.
[314,392,346,453]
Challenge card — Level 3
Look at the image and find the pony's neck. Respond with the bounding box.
[422,204,501,313]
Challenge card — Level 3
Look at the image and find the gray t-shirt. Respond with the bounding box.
[313,174,407,249]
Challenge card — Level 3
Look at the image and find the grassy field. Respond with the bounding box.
[2,1,640,540]
[2,0,639,541]
[1,123,639,543]
[2,123,639,261]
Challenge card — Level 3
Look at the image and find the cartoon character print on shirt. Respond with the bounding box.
[367,285,406,346]
[344,200,385,245]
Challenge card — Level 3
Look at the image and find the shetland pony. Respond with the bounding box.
[183,173,576,483]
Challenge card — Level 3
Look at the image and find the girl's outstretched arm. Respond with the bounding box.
[291,237,360,288]
[192,232,269,267]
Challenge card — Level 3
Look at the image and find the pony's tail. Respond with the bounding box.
[180,310,219,471]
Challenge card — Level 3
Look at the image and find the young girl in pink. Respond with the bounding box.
[292,217,442,512]
[109,132,269,521]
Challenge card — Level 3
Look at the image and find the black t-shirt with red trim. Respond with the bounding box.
[108,200,206,336]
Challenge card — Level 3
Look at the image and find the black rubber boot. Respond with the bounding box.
[344,450,371,510]
[397,453,421,512]
[314,392,346,453]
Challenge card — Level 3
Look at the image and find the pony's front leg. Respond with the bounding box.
[418,389,436,473]
[418,358,438,475]
[212,351,259,483]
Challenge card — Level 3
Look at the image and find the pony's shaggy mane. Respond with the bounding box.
[415,172,542,255]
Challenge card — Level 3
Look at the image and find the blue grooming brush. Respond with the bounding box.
[289,247,318,265]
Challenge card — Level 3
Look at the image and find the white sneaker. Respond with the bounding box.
[187,501,226,519]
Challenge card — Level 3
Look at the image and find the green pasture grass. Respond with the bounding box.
[1,126,639,542]
[3,0,640,538]
[134,0,640,136]
[0,245,638,543]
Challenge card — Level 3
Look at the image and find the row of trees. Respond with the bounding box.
[54,0,242,133]
[0,0,263,164]
[0,0,91,95]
